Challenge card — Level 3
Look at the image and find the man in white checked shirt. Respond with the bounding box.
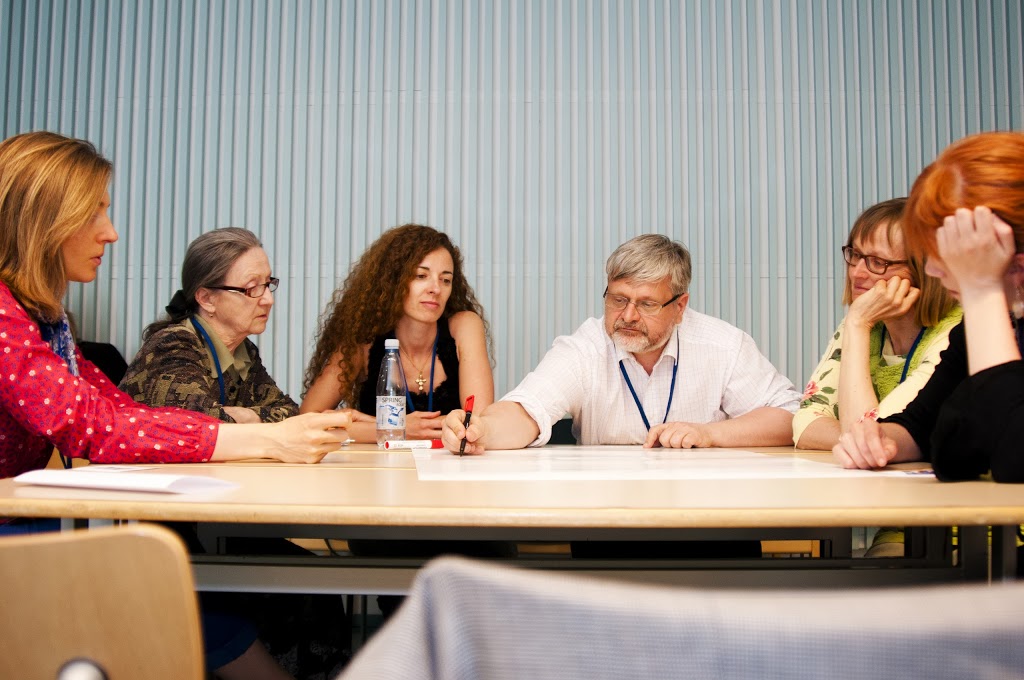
[442,234,801,454]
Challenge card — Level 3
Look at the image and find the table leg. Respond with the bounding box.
[991,525,1019,582]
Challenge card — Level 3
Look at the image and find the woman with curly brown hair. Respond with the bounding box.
[301,224,494,442]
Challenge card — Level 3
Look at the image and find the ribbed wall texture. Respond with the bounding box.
[2,0,1023,401]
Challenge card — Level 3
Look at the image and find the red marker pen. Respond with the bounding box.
[382,439,444,450]
[458,395,475,456]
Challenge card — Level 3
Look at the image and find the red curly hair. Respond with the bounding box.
[303,224,489,407]
[905,131,1024,259]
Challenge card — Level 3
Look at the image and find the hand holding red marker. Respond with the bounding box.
[458,395,475,456]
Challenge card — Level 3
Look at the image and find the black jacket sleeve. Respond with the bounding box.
[882,322,968,460]
[930,360,1024,483]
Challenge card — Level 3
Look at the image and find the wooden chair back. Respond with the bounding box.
[0,523,203,680]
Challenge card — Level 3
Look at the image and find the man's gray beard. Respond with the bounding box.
[611,325,673,355]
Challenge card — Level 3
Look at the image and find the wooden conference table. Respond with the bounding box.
[0,445,1021,593]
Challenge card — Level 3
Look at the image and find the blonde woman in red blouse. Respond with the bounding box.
[0,130,350,680]
[0,131,351,478]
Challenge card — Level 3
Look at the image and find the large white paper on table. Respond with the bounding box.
[413,447,922,481]
[14,466,239,494]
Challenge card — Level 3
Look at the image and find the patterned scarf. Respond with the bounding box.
[39,311,79,377]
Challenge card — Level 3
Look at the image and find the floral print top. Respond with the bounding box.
[793,307,963,443]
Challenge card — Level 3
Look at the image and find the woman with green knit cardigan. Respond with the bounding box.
[794,197,961,451]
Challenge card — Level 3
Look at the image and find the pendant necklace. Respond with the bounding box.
[400,334,438,394]
[403,350,430,392]
[399,330,439,413]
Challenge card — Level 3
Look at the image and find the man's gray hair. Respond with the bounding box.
[605,234,692,295]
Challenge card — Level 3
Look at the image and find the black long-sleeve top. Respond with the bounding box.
[883,321,1024,483]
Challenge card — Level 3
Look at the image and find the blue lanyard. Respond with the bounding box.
[880,325,926,384]
[404,331,438,413]
[618,331,679,431]
[191,317,226,404]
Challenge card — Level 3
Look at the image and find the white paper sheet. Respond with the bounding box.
[413,446,913,480]
[14,468,239,494]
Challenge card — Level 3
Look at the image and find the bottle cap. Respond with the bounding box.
[384,339,399,349]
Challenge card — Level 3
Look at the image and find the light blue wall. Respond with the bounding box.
[2,0,1022,399]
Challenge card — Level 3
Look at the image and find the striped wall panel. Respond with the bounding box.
[2,0,1022,401]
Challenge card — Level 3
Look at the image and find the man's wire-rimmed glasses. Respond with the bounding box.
[603,287,683,317]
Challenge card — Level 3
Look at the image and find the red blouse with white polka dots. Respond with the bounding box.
[0,283,220,478]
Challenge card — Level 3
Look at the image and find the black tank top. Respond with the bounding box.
[357,319,461,415]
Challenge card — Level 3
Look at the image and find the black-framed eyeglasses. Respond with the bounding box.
[841,246,907,275]
[208,277,280,298]
[603,287,683,317]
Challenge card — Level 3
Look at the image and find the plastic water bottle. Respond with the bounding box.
[376,338,407,447]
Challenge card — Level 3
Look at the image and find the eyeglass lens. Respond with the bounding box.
[246,279,279,297]
[605,295,664,316]
[843,247,892,275]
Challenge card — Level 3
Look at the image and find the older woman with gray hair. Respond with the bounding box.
[121,228,297,422]
[121,227,357,677]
